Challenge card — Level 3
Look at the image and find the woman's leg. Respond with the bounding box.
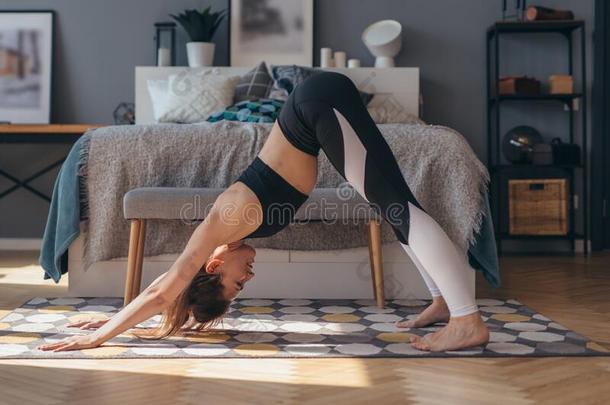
[284,71,488,350]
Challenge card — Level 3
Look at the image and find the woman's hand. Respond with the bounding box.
[66,317,110,330]
[36,334,101,352]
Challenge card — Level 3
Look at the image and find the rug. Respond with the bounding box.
[0,297,608,359]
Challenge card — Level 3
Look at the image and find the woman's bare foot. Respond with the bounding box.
[395,296,450,329]
[410,311,489,352]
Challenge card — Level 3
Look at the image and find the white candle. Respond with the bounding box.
[334,51,346,68]
[348,58,361,68]
[320,47,333,67]
[158,48,171,66]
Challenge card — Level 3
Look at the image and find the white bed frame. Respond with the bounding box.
[67,66,474,299]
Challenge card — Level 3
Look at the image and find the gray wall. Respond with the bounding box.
[0,0,594,249]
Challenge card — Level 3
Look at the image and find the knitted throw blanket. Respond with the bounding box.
[79,121,489,271]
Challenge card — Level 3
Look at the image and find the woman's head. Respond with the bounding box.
[132,240,256,340]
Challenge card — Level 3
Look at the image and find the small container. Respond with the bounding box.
[320,47,333,67]
[334,51,347,68]
[532,143,553,165]
[499,76,541,96]
[508,178,569,235]
[549,75,574,94]
[348,58,361,68]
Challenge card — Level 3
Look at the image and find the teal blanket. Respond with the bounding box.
[39,133,91,283]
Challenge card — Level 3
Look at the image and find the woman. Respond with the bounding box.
[37,71,489,353]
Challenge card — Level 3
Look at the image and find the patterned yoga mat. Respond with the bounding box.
[0,297,608,359]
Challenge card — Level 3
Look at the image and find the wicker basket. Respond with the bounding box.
[508,178,568,235]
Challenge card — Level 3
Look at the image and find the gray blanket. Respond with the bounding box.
[81,121,489,272]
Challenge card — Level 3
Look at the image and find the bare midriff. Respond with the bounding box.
[257,121,318,196]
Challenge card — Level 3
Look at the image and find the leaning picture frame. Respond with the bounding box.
[0,10,54,124]
[229,0,314,67]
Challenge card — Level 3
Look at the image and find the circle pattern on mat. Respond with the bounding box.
[319,306,355,314]
[487,342,535,355]
[284,332,326,343]
[519,332,564,342]
[0,344,29,356]
[183,344,231,356]
[285,344,331,356]
[49,298,85,306]
[324,322,367,333]
[0,297,606,358]
[505,322,546,332]
[278,299,312,306]
[335,343,381,356]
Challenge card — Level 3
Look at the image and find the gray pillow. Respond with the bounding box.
[233,61,274,103]
[269,64,374,106]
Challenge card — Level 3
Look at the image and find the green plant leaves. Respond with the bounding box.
[170,5,226,42]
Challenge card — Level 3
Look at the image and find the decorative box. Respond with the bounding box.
[549,75,574,94]
[499,76,541,96]
[508,178,568,235]
[551,137,581,166]
[532,143,553,165]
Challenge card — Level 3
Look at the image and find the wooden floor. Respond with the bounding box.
[0,250,609,405]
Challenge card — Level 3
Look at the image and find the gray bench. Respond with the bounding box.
[123,187,386,307]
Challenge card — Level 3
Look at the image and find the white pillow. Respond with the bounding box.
[366,94,425,125]
[149,68,240,124]
[146,79,170,123]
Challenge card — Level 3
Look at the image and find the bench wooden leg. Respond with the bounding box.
[124,219,144,306]
[131,219,146,300]
[367,219,385,308]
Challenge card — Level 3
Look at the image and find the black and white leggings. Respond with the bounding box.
[277,71,478,317]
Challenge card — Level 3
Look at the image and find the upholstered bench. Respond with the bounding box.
[122,187,386,307]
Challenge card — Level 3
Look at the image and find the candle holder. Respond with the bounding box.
[154,22,176,66]
[502,0,527,21]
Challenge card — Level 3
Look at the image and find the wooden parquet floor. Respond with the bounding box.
[0,250,608,405]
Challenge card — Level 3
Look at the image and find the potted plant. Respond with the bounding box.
[170,6,226,67]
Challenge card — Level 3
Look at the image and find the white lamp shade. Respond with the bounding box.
[362,19,402,61]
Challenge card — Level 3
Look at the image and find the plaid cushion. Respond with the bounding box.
[207,98,285,123]
[233,61,274,103]
[269,64,374,106]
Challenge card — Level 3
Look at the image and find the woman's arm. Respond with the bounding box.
[38,185,261,351]
[87,215,224,345]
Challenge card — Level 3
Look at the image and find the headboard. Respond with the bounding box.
[135,66,420,125]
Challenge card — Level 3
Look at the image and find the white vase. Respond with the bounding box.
[186,42,215,67]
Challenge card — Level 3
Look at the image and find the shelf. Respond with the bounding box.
[496,233,584,240]
[492,164,582,171]
[489,93,582,103]
[487,20,584,36]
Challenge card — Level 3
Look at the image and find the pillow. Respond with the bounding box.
[146,79,171,123]
[154,68,240,123]
[207,98,285,124]
[268,64,374,106]
[233,61,274,103]
[366,94,425,124]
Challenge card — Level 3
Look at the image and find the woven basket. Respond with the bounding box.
[508,178,568,235]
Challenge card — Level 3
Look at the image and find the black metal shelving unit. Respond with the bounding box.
[486,20,588,255]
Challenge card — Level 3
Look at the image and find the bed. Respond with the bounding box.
[40,66,497,299]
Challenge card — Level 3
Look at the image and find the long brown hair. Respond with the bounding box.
[131,263,232,340]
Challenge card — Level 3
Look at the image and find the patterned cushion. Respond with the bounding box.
[156,68,240,124]
[207,98,285,123]
[233,61,274,103]
[268,64,374,106]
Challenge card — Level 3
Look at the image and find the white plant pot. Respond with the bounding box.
[186,42,215,67]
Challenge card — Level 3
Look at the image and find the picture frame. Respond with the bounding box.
[228,0,314,67]
[0,10,54,124]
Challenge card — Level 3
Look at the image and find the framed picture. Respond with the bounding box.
[0,10,54,124]
[229,0,314,67]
